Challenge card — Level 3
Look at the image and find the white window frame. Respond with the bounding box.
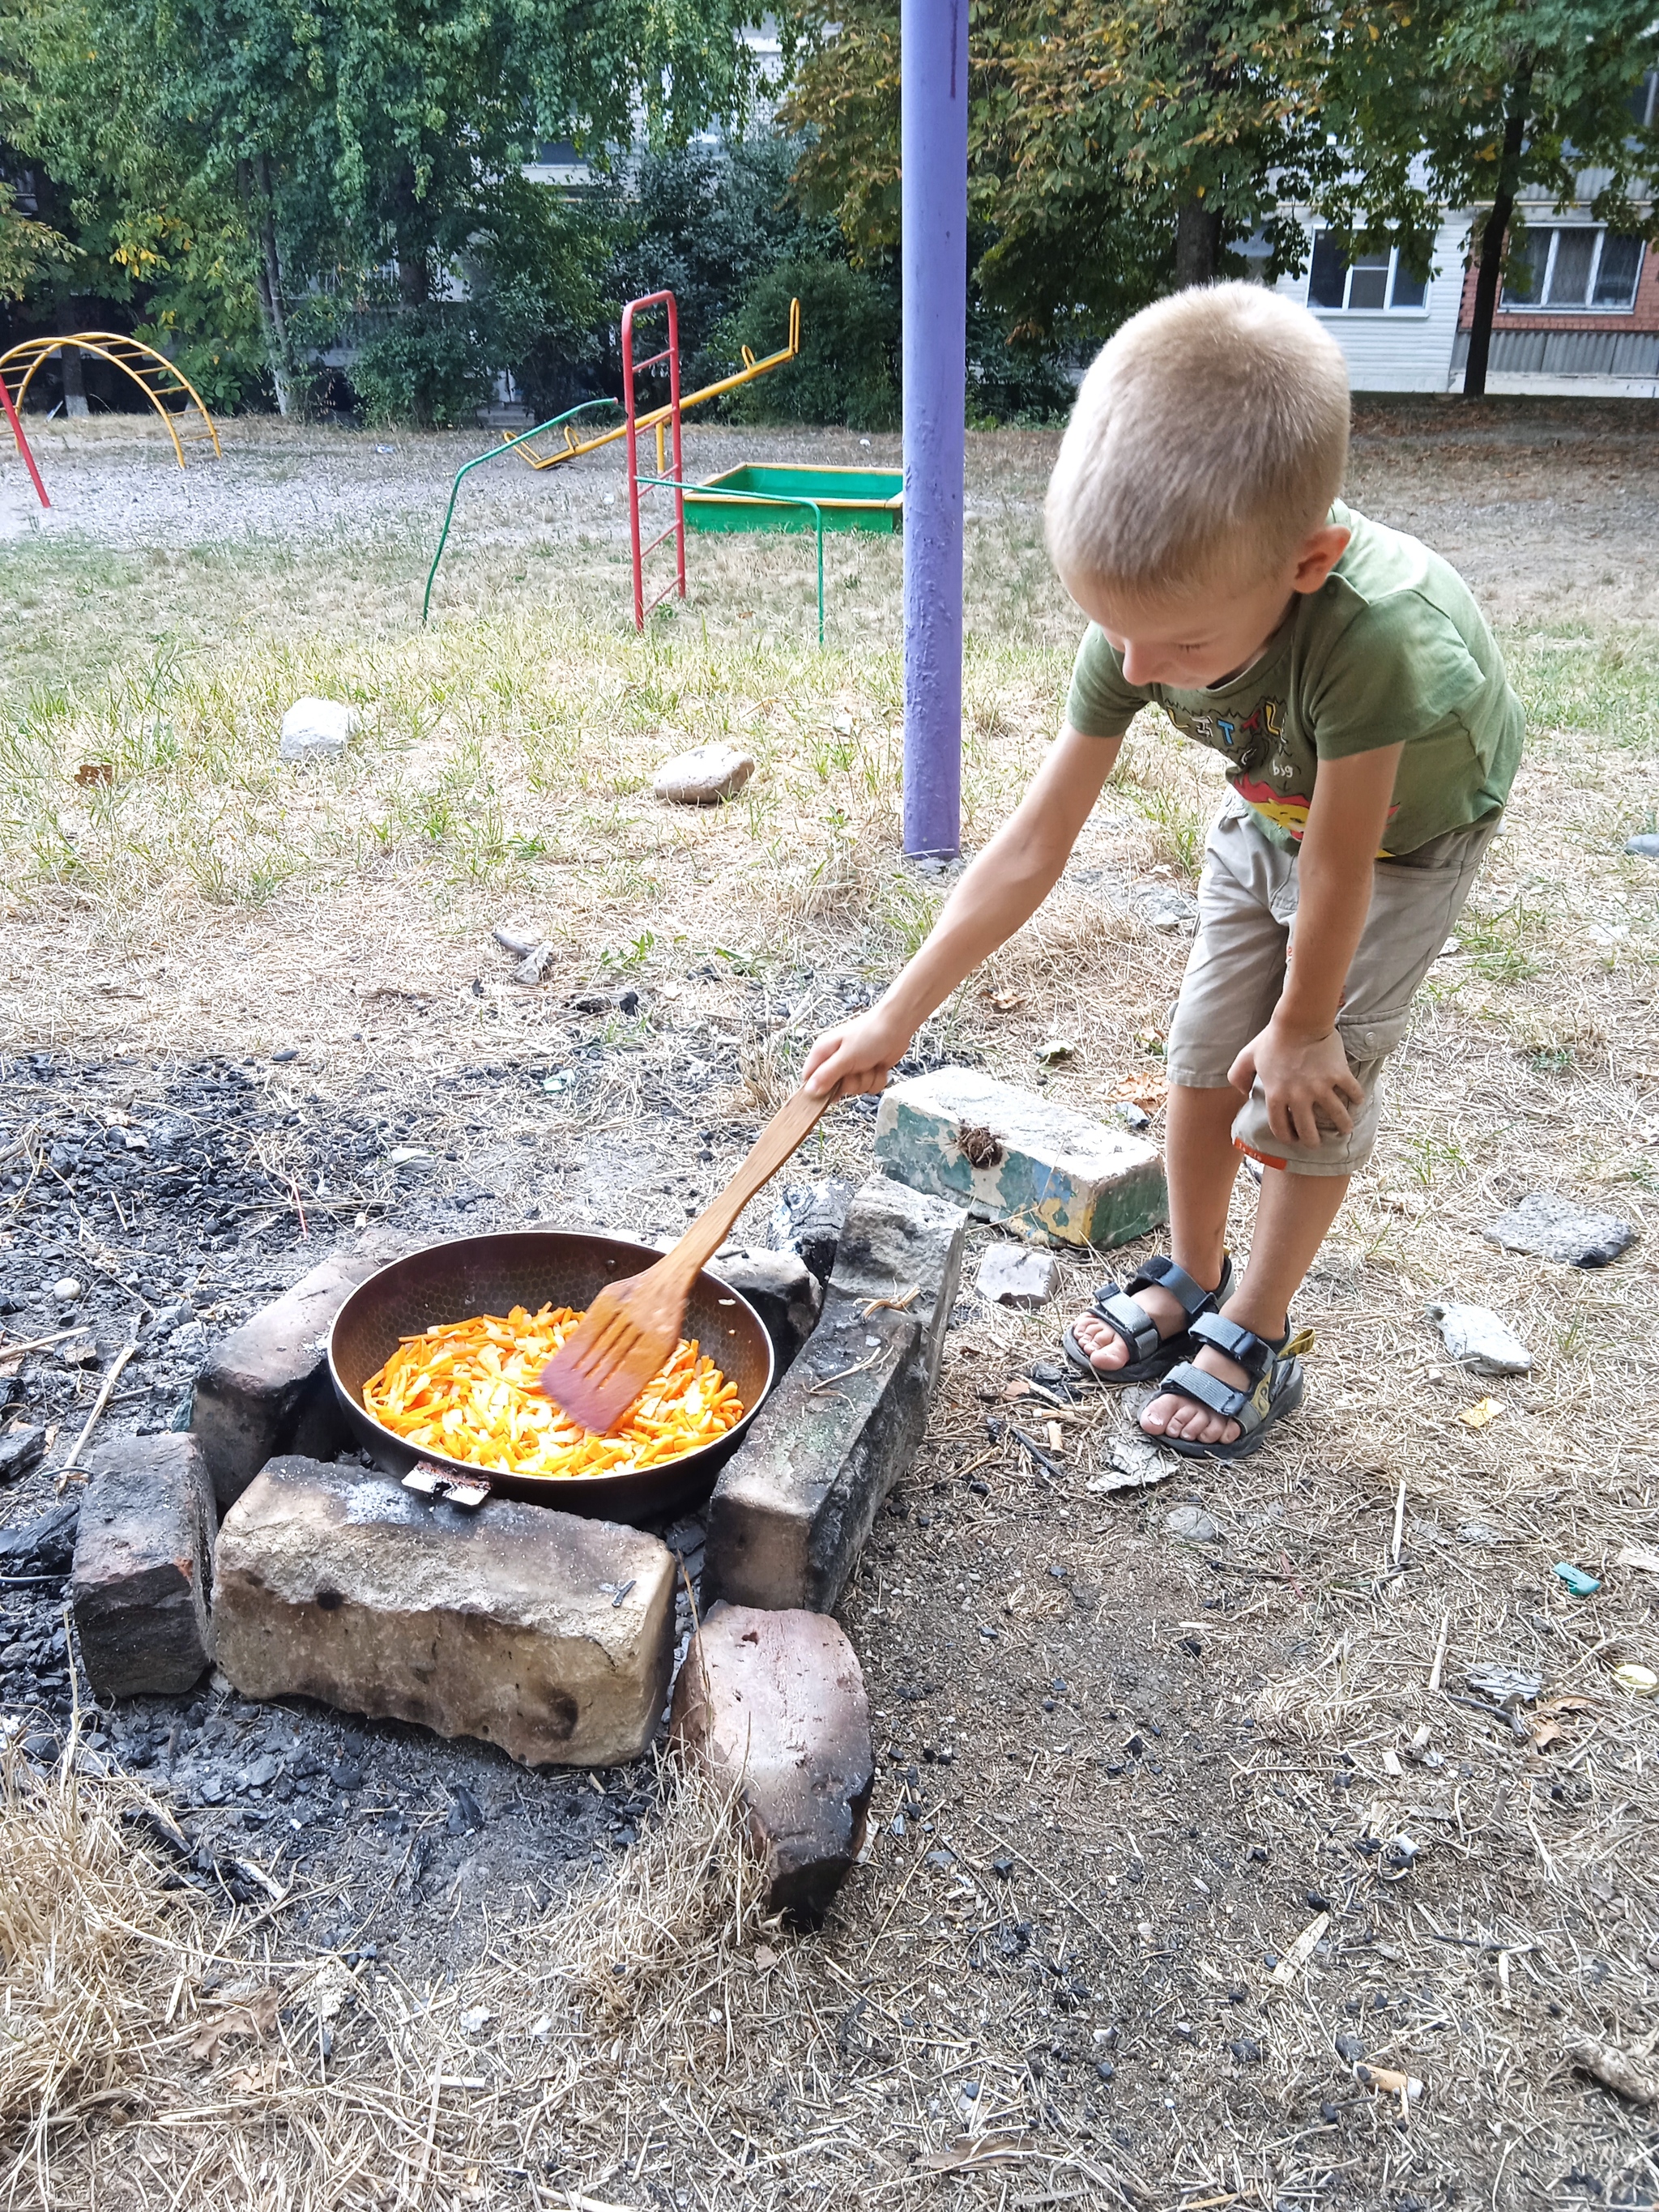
[1306,234,1431,317]
[1503,224,1646,313]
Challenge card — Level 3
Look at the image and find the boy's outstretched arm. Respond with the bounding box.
[1230,741,1404,1146]
[803,725,1122,1098]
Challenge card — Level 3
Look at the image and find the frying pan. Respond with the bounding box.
[328,1230,774,1521]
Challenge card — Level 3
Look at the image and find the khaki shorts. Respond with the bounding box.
[1165,797,1501,1176]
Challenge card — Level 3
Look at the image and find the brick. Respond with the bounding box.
[709,1248,823,1379]
[873,1066,1167,1249]
[768,1178,856,1285]
[672,1603,872,1920]
[191,1230,405,1509]
[824,1173,966,1392]
[70,1434,215,1698]
[702,1176,965,1612]
[213,1457,675,1768]
[702,1298,925,1613]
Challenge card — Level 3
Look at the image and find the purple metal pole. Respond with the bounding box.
[900,0,968,859]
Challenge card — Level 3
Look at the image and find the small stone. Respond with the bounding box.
[213,1457,676,1767]
[875,1067,1166,1249]
[1335,2031,1367,2062]
[671,1603,872,1920]
[58,1334,99,1368]
[279,697,360,762]
[242,1754,279,1790]
[652,742,755,806]
[709,1248,824,1379]
[446,1784,484,1835]
[1165,1503,1218,1545]
[0,1426,47,1484]
[1141,884,1197,931]
[52,1276,82,1302]
[768,1178,855,1285]
[1035,1038,1076,1067]
[191,1229,407,1508]
[1624,833,1659,858]
[69,1434,215,1698]
[1230,2037,1261,2064]
[1427,1302,1533,1375]
[1483,1191,1636,1269]
[975,1243,1060,1308]
[513,944,557,986]
[1456,1520,1500,1547]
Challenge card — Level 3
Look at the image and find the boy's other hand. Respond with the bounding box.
[1229,1019,1363,1147]
[802,1008,914,1100]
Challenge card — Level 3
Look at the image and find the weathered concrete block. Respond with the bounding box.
[702,1298,927,1613]
[825,1173,967,1392]
[768,1178,856,1285]
[70,1434,215,1698]
[709,1247,824,1379]
[976,1242,1060,1307]
[213,1457,675,1768]
[191,1230,405,1509]
[672,1602,872,1921]
[873,1066,1167,1250]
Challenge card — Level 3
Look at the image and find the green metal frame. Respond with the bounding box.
[422,397,623,623]
[633,475,830,645]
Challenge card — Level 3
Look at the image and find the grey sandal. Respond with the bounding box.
[1156,1313,1310,1461]
[1061,1255,1235,1387]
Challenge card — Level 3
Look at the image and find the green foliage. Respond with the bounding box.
[349,305,491,428]
[717,257,899,430]
[0,175,78,297]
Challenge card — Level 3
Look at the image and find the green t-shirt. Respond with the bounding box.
[1064,501,1524,856]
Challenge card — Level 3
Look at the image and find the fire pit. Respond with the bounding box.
[328,1230,774,1520]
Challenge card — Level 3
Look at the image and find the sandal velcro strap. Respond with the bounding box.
[1160,1360,1253,1424]
[1091,1287,1162,1364]
[1188,1311,1281,1380]
[1129,1255,1222,1320]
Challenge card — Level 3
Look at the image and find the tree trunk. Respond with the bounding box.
[53,300,87,418]
[1463,65,1533,399]
[1175,196,1223,288]
[240,157,294,416]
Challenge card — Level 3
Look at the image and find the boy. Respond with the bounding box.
[802,283,1523,1461]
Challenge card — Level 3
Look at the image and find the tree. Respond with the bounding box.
[2,0,768,415]
[1325,1,1659,397]
[790,1,1440,356]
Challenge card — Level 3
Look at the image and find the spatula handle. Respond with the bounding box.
[664,1087,833,1286]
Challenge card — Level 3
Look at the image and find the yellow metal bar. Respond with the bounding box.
[507,298,802,475]
[0,332,222,465]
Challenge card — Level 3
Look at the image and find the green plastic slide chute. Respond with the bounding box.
[421,397,624,624]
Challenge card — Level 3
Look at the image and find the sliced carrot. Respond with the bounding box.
[362,1302,744,1481]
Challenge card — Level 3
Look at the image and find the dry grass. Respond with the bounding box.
[2,411,1659,2207]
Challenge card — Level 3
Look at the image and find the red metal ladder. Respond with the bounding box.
[621,290,685,632]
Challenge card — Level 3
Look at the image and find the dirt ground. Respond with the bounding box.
[0,403,1657,2210]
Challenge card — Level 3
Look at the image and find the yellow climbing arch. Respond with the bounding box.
[0,332,222,470]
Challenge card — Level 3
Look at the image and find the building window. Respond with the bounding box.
[1503,226,1645,311]
[1307,232,1430,313]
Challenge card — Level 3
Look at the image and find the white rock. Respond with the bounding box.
[653,742,756,806]
[1427,1302,1533,1376]
[279,697,360,763]
[1165,1502,1218,1545]
[975,1243,1060,1307]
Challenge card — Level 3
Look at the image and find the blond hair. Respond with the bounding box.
[1045,283,1350,599]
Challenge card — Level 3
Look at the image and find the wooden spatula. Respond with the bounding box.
[540,1085,834,1433]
